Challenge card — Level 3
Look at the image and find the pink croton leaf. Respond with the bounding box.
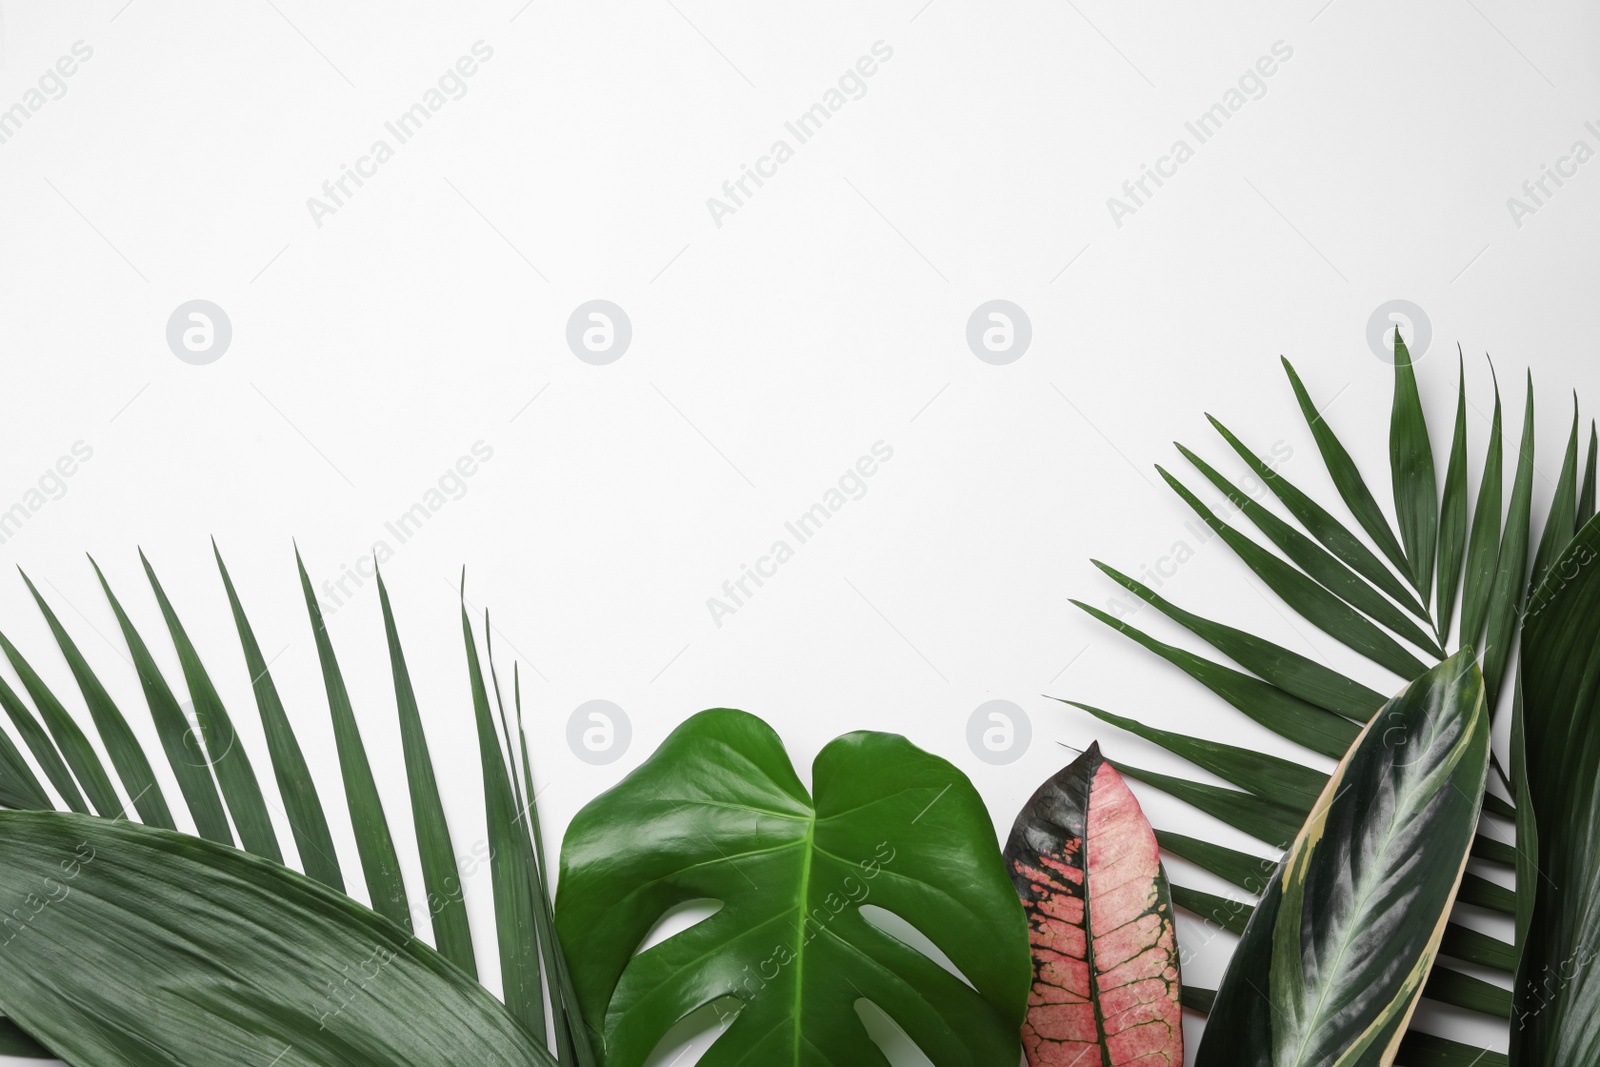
[1003,742,1183,1067]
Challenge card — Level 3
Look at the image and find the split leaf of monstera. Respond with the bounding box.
[555,708,1030,1067]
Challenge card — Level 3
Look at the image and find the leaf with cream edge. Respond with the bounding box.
[1003,742,1182,1067]
[1195,651,1490,1067]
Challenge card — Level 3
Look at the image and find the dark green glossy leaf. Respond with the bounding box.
[1091,561,1387,720]
[17,571,172,828]
[1394,1031,1507,1067]
[461,597,543,1037]
[1511,514,1600,1065]
[1158,465,1432,679]
[374,564,475,975]
[0,810,558,1067]
[142,550,281,861]
[1283,357,1412,580]
[1070,701,1327,807]
[0,674,78,812]
[1390,331,1439,601]
[1528,398,1580,594]
[293,548,407,929]
[514,667,597,1067]
[1175,446,1445,658]
[0,629,122,818]
[0,717,49,811]
[1111,758,1304,849]
[1459,366,1504,654]
[90,557,233,845]
[1072,599,1360,759]
[1579,420,1598,528]
[1208,415,1427,618]
[215,544,344,892]
[1195,652,1490,1066]
[1482,376,1535,706]
[1435,356,1469,641]
[557,708,1030,1067]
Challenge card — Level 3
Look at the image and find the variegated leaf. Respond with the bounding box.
[1194,651,1489,1067]
[1004,742,1182,1067]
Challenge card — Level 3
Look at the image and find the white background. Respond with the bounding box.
[2,0,1598,1062]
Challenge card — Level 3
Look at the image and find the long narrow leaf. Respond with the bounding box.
[1283,357,1412,579]
[1208,415,1427,617]
[0,674,86,813]
[460,588,544,1036]
[1070,701,1327,807]
[17,572,172,828]
[1072,600,1360,758]
[0,630,123,818]
[1579,420,1597,528]
[1092,561,1387,719]
[1176,446,1444,657]
[1459,365,1504,654]
[215,544,344,892]
[1528,397,1580,593]
[1390,332,1439,601]
[1158,466,1432,679]
[142,550,281,861]
[374,564,475,974]
[1482,376,1536,706]
[91,558,233,845]
[1435,355,1469,640]
[293,548,409,929]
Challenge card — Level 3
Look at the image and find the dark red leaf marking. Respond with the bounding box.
[1004,743,1182,1067]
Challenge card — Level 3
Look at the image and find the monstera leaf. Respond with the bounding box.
[555,708,1030,1067]
[1004,742,1182,1066]
[1195,652,1490,1066]
[0,810,558,1067]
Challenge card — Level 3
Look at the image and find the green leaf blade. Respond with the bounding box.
[1390,332,1439,601]
[0,810,558,1067]
[1195,652,1491,1067]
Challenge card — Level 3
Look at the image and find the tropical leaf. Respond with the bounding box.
[1511,514,1600,1065]
[0,550,584,1061]
[1434,355,1469,641]
[556,707,1030,1067]
[1282,356,1411,580]
[1194,652,1490,1066]
[1003,742,1182,1066]
[0,810,558,1067]
[1390,332,1439,602]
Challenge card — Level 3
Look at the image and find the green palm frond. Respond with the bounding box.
[0,546,590,1064]
[1070,332,1585,1060]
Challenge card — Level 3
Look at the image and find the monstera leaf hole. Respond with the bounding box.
[859,904,980,991]
[632,898,724,957]
[854,999,938,1067]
